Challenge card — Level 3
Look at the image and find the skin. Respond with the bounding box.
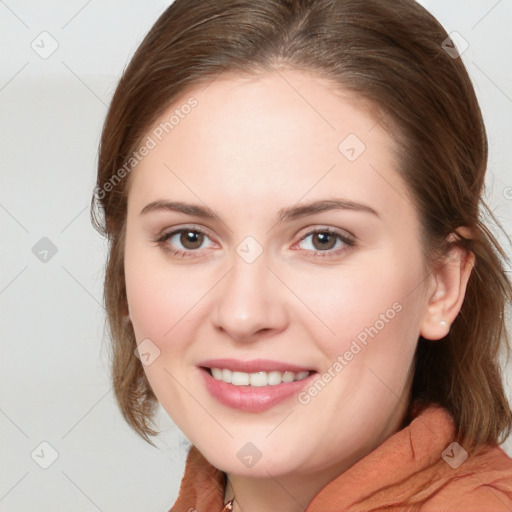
[123,68,473,512]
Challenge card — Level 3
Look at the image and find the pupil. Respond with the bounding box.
[181,231,203,249]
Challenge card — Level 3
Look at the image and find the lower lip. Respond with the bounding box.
[198,367,317,412]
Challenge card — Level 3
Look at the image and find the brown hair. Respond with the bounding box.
[92,0,512,448]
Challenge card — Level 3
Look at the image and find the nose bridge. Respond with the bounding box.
[212,245,288,340]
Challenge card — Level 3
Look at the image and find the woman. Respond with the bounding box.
[92,0,512,510]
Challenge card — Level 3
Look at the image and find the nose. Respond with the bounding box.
[211,254,289,342]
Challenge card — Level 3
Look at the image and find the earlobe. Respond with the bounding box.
[419,239,475,341]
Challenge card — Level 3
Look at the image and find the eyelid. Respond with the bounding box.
[156,223,214,241]
[293,225,355,244]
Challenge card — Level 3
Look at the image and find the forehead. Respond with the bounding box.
[127,69,413,220]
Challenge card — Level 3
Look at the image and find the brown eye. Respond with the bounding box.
[156,227,216,257]
[311,232,337,251]
[180,230,204,250]
[295,228,355,257]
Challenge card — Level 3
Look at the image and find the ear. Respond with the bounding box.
[419,230,475,341]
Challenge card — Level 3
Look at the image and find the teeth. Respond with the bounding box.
[232,371,250,386]
[267,371,282,386]
[210,368,311,386]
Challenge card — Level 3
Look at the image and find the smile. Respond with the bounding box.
[197,358,318,412]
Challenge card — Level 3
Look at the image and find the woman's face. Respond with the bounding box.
[124,69,433,477]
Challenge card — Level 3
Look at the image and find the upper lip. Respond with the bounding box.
[198,358,315,373]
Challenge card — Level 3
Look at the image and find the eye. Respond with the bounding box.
[156,226,216,257]
[295,228,355,257]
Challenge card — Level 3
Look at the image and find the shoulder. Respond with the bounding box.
[419,443,512,511]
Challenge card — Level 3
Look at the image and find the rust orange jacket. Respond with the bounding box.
[169,403,512,511]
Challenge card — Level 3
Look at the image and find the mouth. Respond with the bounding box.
[197,359,318,412]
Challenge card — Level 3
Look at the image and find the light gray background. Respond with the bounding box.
[1,1,511,510]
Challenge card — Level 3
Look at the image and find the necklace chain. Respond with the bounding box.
[220,498,234,512]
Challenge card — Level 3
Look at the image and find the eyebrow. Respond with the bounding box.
[140,200,219,219]
[278,199,379,222]
[139,198,379,221]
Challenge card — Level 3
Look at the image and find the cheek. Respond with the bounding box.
[124,233,172,343]
[284,252,425,393]
[123,242,205,414]
[283,259,418,343]
[125,262,191,345]
[124,239,216,354]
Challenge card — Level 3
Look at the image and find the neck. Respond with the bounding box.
[223,457,355,512]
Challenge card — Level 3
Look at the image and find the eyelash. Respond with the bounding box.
[154,226,356,259]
